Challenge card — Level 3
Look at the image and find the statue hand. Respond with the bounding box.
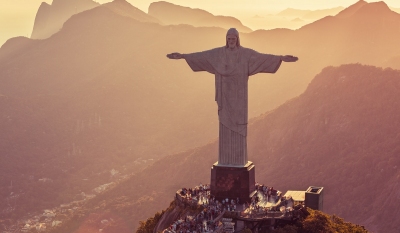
[281,55,298,62]
[167,53,184,59]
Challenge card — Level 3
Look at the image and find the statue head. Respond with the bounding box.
[226,28,240,49]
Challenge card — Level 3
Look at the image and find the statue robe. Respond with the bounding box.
[184,46,282,166]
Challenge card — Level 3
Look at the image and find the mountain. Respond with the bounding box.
[48,64,400,233]
[276,8,312,18]
[0,37,39,61]
[276,7,344,20]
[291,18,304,22]
[101,0,161,24]
[31,0,99,39]
[2,0,400,227]
[335,0,368,18]
[296,1,400,66]
[148,1,252,33]
[242,5,348,31]
[302,7,344,20]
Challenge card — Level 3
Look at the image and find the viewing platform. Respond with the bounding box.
[161,184,322,233]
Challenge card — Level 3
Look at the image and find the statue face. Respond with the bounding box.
[227,35,237,49]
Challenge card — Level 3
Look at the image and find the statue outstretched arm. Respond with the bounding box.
[167,49,218,74]
[280,55,298,62]
[167,53,186,59]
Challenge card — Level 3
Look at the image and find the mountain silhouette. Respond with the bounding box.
[276,7,344,20]
[296,0,400,67]
[291,18,304,22]
[276,8,312,18]
[335,0,368,18]
[303,7,344,19]
[148,1,252,32]
[102,0,161,24]
[31,0,99,39]
[53,64,400,233]
[249,6,344,31]
[0,37,39,62]
[1,0,400,228]
[351,1,396,18]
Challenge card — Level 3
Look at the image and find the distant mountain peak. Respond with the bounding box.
[148,1,252,32]
[31,0,99,39]
[335,0,368,18]
[335,0,394,19]
[357,1,391,13]
[101,0,161,24]
[111,0,129,4]
[40,1,50,7]
[291,18,304,22]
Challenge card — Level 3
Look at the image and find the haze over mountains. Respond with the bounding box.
[0,0,400,232]
[276,7,344,19]
[51,64,400,233]
[259,6,345,29]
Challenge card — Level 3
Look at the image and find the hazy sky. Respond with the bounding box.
[1,0,400,46]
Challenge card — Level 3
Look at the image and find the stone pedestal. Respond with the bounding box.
[210,161,255,204]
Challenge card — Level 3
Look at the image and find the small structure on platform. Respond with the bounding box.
[284,190,305,206]
[305,186,324,211]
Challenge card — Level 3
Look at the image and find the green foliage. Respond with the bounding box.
[330,214,369,233]
[271,208,369,233]
[137,211,164,233]
[302,209,333,233]
[135,200,177,233]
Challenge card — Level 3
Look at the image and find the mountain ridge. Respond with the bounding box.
[31,0,99,39]
[148,1,252,32]
[101,0,161,24]
[335,0,368,18]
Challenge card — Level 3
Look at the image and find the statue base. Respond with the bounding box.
[210,161,255,204]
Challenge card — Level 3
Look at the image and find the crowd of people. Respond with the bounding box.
[179,184,243,213]
[164,214,220,233]
[167,184,222,233]
[165,182,296,232]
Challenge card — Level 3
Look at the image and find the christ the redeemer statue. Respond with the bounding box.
[167,28,298,167]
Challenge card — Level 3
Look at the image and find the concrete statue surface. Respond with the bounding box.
[167,28,298,167]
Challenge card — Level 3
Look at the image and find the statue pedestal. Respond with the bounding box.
[210,161,255,204]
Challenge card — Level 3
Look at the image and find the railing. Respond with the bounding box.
[237,210,293,220]
[175,192,201,207]
[175,189,294,222]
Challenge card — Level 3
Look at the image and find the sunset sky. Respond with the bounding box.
[1,0,400,46]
